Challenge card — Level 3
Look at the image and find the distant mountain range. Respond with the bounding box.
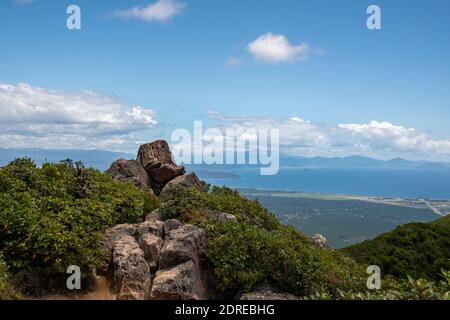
[1,148,449,171]
[279,155,450,169]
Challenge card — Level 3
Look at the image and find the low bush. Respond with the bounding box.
[0,158,157,294]
[159,185,279,231]
[205,221,366,297]
[310,269,450,300]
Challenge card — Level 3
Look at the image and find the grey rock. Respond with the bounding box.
[159,224,206,270]
[136,220,164,238]
[204,209,237,223]
[138,233,163,272]
[161,172,203,195]
[163,219,183,233]
[113,235,151,300]
[312,234,328,248]
[145,209,162,222]
[106,159,150,190]
[150,260,206,300]
[137,140,175,171]
[148,163,185,184]
[101,224,136,255]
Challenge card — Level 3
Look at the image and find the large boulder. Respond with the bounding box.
[160,172,203,195]
[137,140,176,171]
[150,260,206,300]
[159,224,206,271]
[112,236,151,300]
[148,163,185,184]
[101,218,216,300]
[106,159,150,190]
[136,140,185,193]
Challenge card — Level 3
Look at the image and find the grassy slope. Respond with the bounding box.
[431,215,450,229]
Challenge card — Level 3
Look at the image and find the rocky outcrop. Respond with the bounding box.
[102,140,244,300]
[108,140,197,196]
[137,140,185,193]
[137,140,175,171]
[106,159,151,191]
[102,219,213,300]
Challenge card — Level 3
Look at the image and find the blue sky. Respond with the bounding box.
[1,0,450,160]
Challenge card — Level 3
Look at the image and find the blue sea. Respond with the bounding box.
[197,167,450,199]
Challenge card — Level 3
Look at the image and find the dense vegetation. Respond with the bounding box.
[0,158,157,295]
[341,222,450,281]
[432,214,450,229]
[160,185,366,297]
[308,269,450,300]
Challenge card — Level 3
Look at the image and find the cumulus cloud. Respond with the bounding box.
[0,83,157,150]
[205,111,450,161]
[111,0,185,23]
[247,33,310,63]
[338,121,450,156]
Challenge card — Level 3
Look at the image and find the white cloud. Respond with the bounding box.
[338,121,450,156]
[206,111,450,161]
[112,0,185,23]
[0,83,157,150]
[247,33,310,63]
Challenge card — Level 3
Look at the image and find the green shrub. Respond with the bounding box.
[315,269,450,300]
[205,221,366,297]
[0,254,20,299]
[0,255,8,291]
[341,222,450,281]
[0,158,157,293]
[159,185,279,231]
